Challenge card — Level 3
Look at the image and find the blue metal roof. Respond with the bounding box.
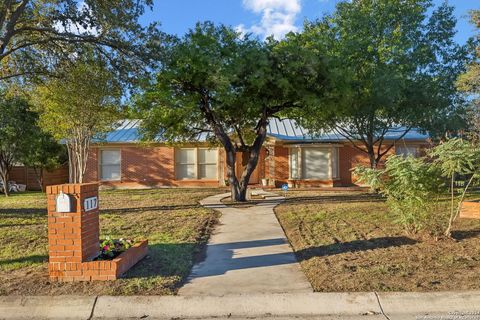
[96,119,429,144]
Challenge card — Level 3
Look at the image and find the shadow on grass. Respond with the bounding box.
[295,236,418,261]
[222,193,384,208]
[283,193,384,205]
[451,230,480,241]
[0,255,48,266]
[0,208,46,217]
[0,203,204,218]
[130,236,418,282]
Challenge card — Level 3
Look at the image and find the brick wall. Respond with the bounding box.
[82,142,424,189]
[47,183,148,281]
[274,146,289,187]
[47,183,100,280]
[85,145,221,188]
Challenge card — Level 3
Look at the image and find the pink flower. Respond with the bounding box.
[103,245,109,251]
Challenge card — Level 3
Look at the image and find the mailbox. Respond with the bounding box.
[56,191,72,213]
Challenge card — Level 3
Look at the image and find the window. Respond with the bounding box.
[290,148,300,179]
[198,148,217,179]
[175,148,218,180]
[289,146,339,180]
[396,145,417,158]
[100,150,121,181]
[176,148,196,179]
[303,148,330,179]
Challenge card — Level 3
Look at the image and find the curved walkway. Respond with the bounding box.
[179,190,312,296]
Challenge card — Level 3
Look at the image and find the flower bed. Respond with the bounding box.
[97,238,135,260]
[49,240,148,281]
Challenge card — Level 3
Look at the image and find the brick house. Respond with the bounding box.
[83,119,429,189]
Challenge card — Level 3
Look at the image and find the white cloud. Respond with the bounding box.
[238,0,301,39]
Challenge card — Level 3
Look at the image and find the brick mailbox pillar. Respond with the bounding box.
[46,183,148,281]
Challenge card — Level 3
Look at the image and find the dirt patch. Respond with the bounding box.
[0,188,221,295]
[275,190,480,292]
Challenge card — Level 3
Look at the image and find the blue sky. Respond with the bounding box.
[140,0,478,45]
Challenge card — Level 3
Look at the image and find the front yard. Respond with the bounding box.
[0,188,220,295]
[275,190,480,292]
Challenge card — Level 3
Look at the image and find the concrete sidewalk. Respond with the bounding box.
[179,191,312,296]
[2,291,480,319]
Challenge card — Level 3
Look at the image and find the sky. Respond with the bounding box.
[140,0,478,45]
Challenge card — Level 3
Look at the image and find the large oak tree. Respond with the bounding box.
[0,0,162,85]
[139,22,328,201]
[297,0,468,168]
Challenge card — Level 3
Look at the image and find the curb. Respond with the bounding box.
[2,292,480,319]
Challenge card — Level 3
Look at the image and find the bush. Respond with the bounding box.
[354,155,446,236]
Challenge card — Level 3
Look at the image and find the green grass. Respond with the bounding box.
[0,188,221,295]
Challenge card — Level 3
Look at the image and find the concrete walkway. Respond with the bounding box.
[179,190,312,296]
[3,291,480,319]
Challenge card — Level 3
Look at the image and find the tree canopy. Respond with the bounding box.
[34,53,121,183]
[296,0,468,168]
[139,22,328,201]
[457,10,480,141]
[0,0,162,86]
[0,91,40,196]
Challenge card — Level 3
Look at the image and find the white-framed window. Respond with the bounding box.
[289,146,339,180]
[100,149,121,181]
[175,148,218,180]
[396,145,418,158]
[290,147,301,179]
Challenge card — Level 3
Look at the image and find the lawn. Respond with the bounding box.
[0,188,221,295]
[275,190,480,292]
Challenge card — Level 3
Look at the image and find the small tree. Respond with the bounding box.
[428,139,480,237]
[35,55,121,183]
[139,23,327,201]
[0,92,38,196]
[356,138,480,238]
[21,133,66,192]
[299,0,467,168]
[354,156,445,235]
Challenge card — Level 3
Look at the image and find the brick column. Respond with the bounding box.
[47,183,99,280]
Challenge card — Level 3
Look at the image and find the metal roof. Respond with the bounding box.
[96,119,429,144]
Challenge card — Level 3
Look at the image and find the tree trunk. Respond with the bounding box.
[367,146,377,169]
[224,130,266,202]
[1,171,9,197]
[33,167,44,192]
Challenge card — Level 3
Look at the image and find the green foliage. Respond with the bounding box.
[138,22,328,200]
[356,139,480,237]
[456,10,480,141]
[139,22,326,143]
[0,92,41,195]
[354,155,445,235]
[34,53,122,183]
[429,138,480,179]
[0,0,162,87]
[428,138,480,236]
[21,134,66,173]
[298,0,468,167]
[34,56,122,141]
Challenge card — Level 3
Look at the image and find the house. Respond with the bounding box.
[83,119,429,189]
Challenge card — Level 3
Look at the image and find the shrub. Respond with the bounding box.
[428,138,480,237]
[354,155,446,236]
